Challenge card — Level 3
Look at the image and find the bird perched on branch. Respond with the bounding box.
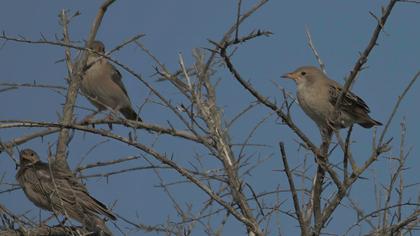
[282,66,382,137]
[16,148,116,235]
[81,40,142,122]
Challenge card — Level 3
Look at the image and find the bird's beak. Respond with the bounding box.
[281,72,297,80]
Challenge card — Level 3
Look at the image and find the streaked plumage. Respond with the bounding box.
[16,149,116,235]
[81,40,141,121]
[282,66,381,133]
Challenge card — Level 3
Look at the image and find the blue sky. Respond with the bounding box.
[1,1,419,235]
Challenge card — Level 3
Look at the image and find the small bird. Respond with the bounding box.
[16,149,116,235]
[282,66,381,135]
[81,40,142,122]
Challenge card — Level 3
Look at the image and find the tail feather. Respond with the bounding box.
[358,117,382,128]
[119,107,142,121]
[87,195,117,221]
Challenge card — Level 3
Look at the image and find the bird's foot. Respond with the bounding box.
[105,114,114,130]
[81,111,100,126]
[81,116,93,125]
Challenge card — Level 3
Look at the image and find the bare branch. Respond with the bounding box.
[305,26,326,74]
[279,142,309,235]
[334,0,398,111]
[55,0,116,166]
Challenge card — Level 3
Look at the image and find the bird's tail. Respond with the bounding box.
[86,195,117,221]
[358,117,382,128]
[119,107,142,122]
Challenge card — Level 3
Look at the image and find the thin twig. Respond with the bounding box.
[305,26,326,74]
[334,0,398,112]
[279,142,309,236]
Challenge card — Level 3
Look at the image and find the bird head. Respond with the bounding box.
[89,40,105,54]
[19,149,40,167]
[281,66,324,85]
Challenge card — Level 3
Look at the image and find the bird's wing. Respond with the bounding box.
[36,164,80,208]
[110,64,129,97]
[52,163,89,192]
[61,175,116,220]
[328,82,370,113]
[81,192,117,220]
[52,166,116,220]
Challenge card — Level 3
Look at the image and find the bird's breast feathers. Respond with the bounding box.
[297,82,331,125]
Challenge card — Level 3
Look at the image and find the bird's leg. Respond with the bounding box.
[105,113,114,121]
[81,111,100,125]
[105,107,123,121]
[105,111,119,130]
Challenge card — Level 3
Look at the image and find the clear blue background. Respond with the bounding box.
[1,1,419,235]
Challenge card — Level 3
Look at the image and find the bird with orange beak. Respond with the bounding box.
[282,66,381,137]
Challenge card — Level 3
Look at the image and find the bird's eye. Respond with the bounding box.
[301,71,306,76]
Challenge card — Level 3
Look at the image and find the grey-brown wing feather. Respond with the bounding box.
[60,176,116,220]
[328,83,370,114]
[110,65,129,97]
[51,166,117,220]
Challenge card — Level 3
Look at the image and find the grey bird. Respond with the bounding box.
[81,40,142,121]
[282,66,382,135]
[16,149,116,235]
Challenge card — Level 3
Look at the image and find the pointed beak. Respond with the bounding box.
[281,72,297,80]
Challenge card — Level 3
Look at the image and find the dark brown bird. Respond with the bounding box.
[81,40,142,122]
[16,149,116,235]
[282,66,382,135]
